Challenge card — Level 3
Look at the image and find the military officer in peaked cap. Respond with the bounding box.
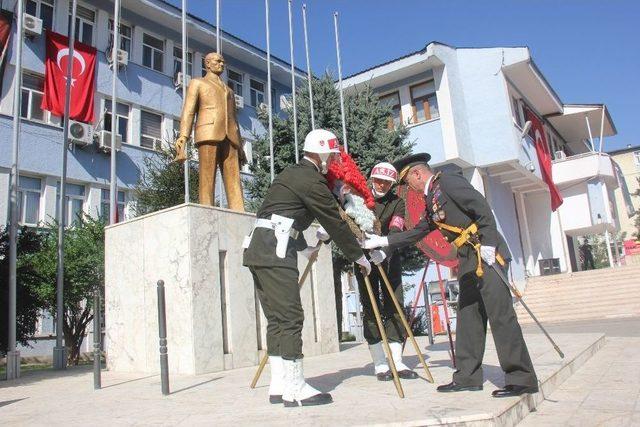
[243,129,371,407]
[362,153,538,398]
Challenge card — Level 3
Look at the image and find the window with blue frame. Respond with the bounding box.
[26,0,54,30]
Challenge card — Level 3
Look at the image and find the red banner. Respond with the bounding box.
[41,30,96,123]
[525,107,563,211]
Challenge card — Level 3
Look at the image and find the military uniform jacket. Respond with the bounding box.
[387,173,511,277]
[375,192,406,260]
[243,159,364,269]
[179,73,242,147]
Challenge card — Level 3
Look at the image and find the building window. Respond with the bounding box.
[68,4,95,46]
[173,46,193,77]
[512,96,524,128]
[172,118,180,139]
[108,19,132,55]
[26,0,54,30]
[633,151,640,168]
[17,176,42,226]
[250,79,265,108]
[201,56,207,77]
[104,100,130,143]
[140,110,163,150]
[379,91,402,129]
[100,189,125,222]
[56,182,85,226]
[227,69,243,96]
[20,73,60,126]
[142,33,164,72]
[410,80,439,124]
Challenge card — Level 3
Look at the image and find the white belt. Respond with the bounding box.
[254,218,299,240]
[243,214,299,258]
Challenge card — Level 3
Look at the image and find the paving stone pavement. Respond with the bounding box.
[519,336,640,426]
[0,332,600,426]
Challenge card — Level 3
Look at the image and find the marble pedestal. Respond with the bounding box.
[105,203,339,375]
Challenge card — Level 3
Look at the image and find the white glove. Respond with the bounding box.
[355,254,372,276]
[361,232,389,250]
[480,245,496,265]
[369,249,387,265]
[316,226,330,242]
[299,245,321,259]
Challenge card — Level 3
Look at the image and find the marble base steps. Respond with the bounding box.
[516,264,640,324]
[381,334,606,427]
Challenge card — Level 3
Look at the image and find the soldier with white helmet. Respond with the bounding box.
[243,129,370,407]
[354,162,419,381]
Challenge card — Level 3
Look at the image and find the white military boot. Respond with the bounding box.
[389,342,418,379]
[368,342,392,381]
[268,356,285,404]
[282,359,332,407]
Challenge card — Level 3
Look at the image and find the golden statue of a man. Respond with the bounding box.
[175,52,245,211]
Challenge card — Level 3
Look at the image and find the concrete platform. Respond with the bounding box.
[0,332,604,426]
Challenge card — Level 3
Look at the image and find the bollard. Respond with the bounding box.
[157,280,170,395]
[93,289,102,389]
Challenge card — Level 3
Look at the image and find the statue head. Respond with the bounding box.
[204,52,225,76]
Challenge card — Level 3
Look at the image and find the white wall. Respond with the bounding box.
[559,182,593,232]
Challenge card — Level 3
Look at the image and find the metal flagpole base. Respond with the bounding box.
[53,346,67,370]
[6,350,21,379]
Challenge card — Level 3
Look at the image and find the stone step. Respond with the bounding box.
[520,285,640,303]
[517,310,640,324]
[526,273,640,287]
[527,267,640,285]
[515,302,640,323]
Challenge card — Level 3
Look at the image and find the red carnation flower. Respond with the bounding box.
[326,148,375,210]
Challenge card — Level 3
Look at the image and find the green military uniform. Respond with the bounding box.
[354,192,406,345]
[387,171,538,389]
[243,159,363,360]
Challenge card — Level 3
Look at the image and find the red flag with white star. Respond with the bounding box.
[41,30,96,123]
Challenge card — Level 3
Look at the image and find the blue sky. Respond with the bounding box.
[170,0,639,151]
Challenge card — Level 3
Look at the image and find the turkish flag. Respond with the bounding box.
[41,30,96,123]
[524,108,563,211]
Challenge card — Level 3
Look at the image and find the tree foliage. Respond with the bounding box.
[25,216,106,365]
[133,143,199,216]
[0,226,45,356]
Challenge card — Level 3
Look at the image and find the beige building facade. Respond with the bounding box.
[609,145,640,239]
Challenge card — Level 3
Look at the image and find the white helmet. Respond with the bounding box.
[370,162,398,183]
[370,162,397,198]
[303,129,341,174]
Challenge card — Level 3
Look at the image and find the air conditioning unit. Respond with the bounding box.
[174,71,191,88]
[258,102,268,113]
[106,47,129,68]
[555,150,567,160]
[280,94,292,111]
[235,94,244,109]
[98,130,123,152]
[23,13,43,37]
[69,120,93,146]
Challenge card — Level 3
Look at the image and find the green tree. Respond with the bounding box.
[247,74,423,335]
[0,226,46,355]
[25,216,106,365]
[133,143,199,216]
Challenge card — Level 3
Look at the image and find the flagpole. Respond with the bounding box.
[110,0,121,223]
[333,12,348,153]
[265,0,274,182]
[302,4,315,130]
[216,0,221,54]
[7,0,25,381]
[54,0,79,370]
[287,0,299,162]
[181,0,189,204]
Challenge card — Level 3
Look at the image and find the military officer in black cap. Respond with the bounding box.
[243,129,371,407]
[362,153,538,398]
